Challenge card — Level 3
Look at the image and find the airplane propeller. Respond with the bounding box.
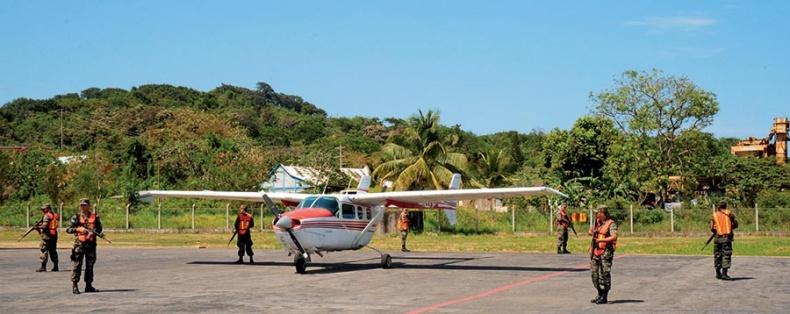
[262,194,307,259]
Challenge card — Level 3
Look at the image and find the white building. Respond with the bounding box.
[261,164,370,192]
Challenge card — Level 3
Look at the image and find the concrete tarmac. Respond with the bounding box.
[0,247,787,313]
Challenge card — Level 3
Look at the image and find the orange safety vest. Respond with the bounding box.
[238,213,252,235]
[45,212,59,236]
[78,212,97,243]
[397,212,410,231]
[592,219,616,257]
[712,211,732,236]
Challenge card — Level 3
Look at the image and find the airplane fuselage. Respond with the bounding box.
[273,195,381,255]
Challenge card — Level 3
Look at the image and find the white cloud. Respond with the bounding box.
[625,16,717,29]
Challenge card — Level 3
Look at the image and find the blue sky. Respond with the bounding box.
[1,1,787,138]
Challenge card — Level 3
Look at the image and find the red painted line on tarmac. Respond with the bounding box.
[406,254,628,314]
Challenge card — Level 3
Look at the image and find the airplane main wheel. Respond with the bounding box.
[294,257,307,274]
[381,254,392,269]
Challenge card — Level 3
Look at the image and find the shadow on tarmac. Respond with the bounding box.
[729,277,755,281]
[96,289,138,293]
[188,255,587,275]
[608,299,645,304]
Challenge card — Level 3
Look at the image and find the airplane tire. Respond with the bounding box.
[381,254,392,269]
[294,257,307,274]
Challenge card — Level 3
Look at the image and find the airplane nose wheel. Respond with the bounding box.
[381,253,392,269]
[294,256,307,274]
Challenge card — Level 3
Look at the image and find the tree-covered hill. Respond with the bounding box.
[1,72,789,210]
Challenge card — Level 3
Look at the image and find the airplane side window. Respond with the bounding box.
[356,206,365,219]
[366,208,372,219]
[341,204,355,219]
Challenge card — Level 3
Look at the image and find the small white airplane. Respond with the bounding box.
[138,174,566,273]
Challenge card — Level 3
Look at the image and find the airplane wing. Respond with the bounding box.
[347,186,567,207]
[137,190,309,206]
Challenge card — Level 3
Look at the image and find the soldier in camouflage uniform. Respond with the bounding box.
[555,204,572,254]
[710,201,738,280]
[589,206,618,305]
[36,204,59,272]
[66,198,103,294]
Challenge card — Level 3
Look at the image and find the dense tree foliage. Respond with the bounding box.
[1,73,788,209]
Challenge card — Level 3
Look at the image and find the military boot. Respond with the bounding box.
[401,246,410,253]
[596,289,609,304]
[557,247,563,254]
[249,257,255,265]
[36,263,46,272]
[721,268,732,281]
[562,244,571,254]
[85,284,98,293]
[234,257,243,264]
[590,288,602,303]
[51,264,59,272]
[72,283,81,295]
[715,267,722,279]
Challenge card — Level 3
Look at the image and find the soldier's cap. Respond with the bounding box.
[40,203,51,210]
[79,198,90,206]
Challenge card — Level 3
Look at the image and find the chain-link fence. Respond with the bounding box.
[2,199,789,234]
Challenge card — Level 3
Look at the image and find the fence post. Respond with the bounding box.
[157,203,161,230]
[589,206,593,229]
[226,203,230,231]
[59,202,64,230]
[26,204,30,228]
[125,203,130,230]
[438,211,441,234]
[191,203,196,230]
[629,204,634,234]
[548,200,553,234]
[670,206,674,234]
[755,204,759,232]
[260,204,264,231]
[475,207,480,233]
[511,207,515,233]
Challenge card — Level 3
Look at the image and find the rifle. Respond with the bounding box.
[227,230,238,247]
[589,220,599,259]
[701,232,716,251]
[17,219,44,241]
[567,219,578,238]
[79,227,112,244]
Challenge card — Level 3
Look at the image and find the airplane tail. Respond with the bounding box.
[443,173,462,225]
[356,175,371,194]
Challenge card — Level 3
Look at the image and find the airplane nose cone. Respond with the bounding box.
[275,216,292,229]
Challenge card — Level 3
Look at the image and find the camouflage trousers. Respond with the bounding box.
[39,238,58,265]
[713,237,733,269]
[71,242,97,284]
[237,233,254,257]
[556,227,568,250]
[400,230,409,248]
[591,250,614,291]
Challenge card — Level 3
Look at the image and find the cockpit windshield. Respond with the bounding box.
[297,196,340,214]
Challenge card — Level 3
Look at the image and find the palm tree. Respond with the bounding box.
[470,148,514,214]
[472,148,513,188]
[373,110,468,191]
